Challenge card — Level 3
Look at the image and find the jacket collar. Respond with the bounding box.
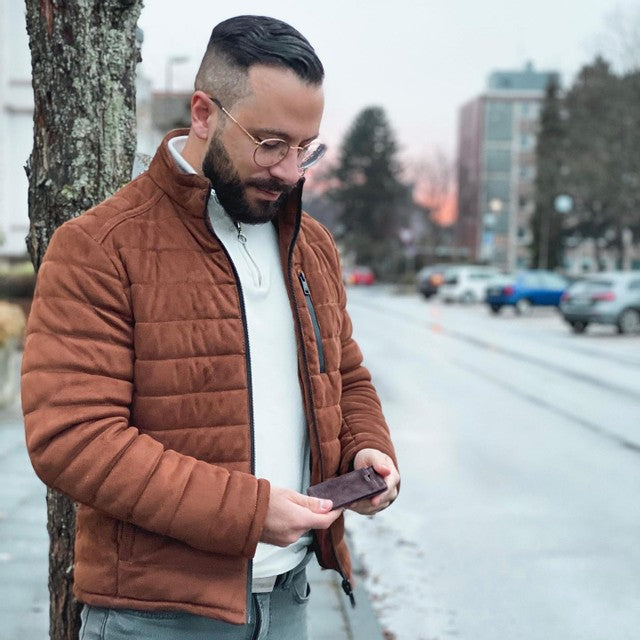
[147,129,304,245]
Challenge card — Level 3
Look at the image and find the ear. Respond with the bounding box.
[191,91,217,141]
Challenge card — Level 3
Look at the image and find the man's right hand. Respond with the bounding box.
[260,486,342,547]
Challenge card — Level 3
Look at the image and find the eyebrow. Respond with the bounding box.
[252,127,319,146]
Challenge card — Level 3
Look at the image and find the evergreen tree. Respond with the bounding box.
[563,58,622,269]
[330,106,409,278]
[533,56,640,270]
[616,69,640,264]
[531,78,566,269]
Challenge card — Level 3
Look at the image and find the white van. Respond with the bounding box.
[438,265,500,303]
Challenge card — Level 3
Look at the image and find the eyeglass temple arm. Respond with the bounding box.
[207,96,262,145]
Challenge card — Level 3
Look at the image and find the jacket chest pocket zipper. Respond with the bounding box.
[298,271,326,373]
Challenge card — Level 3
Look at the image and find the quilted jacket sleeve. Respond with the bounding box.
[319,229,398,474]
[21,221,269,558]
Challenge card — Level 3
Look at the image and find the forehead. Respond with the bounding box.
[231,65,324,140]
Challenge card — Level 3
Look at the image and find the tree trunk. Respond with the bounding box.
[24,1,143,638]
[594,238,604,271]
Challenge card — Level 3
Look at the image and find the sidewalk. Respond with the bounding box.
[0,359,385,640]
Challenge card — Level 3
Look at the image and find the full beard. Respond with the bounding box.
[202,136,295,225]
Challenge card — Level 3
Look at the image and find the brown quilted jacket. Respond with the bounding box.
[21,129,396,624]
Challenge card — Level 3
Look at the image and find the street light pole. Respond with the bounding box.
[165,55,189,93]
[540,194,573,270]
[539,208,551,270]
[481,198,502,264]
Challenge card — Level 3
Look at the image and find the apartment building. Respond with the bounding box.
[456,62,559,270]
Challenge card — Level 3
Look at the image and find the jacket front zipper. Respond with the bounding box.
[298,271,326,373]
[286,191,355,607]
[202,191,256,624]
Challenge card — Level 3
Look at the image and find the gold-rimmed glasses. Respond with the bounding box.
[206,96,326,171]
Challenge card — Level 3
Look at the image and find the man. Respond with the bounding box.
[22,15,399,639]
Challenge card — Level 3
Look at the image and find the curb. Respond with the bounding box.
[344,538,388,640]
[307,531,387,640]
[0,342,20,408]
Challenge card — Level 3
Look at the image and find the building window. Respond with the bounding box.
[520,101,539,120]
[519,166,535,181]
[520,134,535,150]
[486,178,510,204]
[485,101,513,142]
[486,148,512,172]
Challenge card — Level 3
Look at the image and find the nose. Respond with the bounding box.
[268,148,302,186]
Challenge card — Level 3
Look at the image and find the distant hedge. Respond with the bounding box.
[0,273,36,298]
[0,262,36,299]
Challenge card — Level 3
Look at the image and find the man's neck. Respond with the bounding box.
[180,130,206,175]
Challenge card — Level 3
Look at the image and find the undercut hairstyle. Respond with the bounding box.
[195,15,324,109]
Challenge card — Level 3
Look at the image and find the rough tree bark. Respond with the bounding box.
[24,1,143,638]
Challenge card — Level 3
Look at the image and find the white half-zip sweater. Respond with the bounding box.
[168,137,311,580]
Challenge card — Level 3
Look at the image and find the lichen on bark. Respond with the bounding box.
[24,2,144,638]
[25,0,142,266]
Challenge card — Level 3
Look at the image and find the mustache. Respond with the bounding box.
[246,178,296,195]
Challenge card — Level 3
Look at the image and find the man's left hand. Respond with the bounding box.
[348,448,400,515]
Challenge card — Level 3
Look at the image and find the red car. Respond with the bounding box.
[344,266,376,285]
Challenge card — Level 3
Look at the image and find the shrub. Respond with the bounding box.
[0,301,26,348]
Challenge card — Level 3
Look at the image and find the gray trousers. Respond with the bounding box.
[79,565,310,640]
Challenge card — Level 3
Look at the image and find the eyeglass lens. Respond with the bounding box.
[254,141,325,169]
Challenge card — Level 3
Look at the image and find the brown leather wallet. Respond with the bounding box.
[306,466,387,508]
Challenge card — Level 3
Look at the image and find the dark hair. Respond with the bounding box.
[205,15,324,84]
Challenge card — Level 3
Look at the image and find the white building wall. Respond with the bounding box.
[0,0,32,257]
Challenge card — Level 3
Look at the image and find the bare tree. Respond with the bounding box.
[410,150,455,259]
[24,1,143,637]
[411,149,454,225]
[599,4,640,73]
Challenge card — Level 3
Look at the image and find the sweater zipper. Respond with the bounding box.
[202,191,256,624]
[235,221,263,287]
[286,192,355,608]
[298,272,326,373]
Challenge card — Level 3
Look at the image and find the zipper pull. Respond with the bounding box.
[341,577,356,608]
[299,272,311,296]
[235,221,247,244]
[298,270,326,372]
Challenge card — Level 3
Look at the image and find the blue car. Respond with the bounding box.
[485,270,569,315]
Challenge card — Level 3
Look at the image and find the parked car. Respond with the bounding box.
[344,265,375,286]
[559,272,640,334]
[415,264,449,299]
[485,270,569,314]
[438,265,500,303]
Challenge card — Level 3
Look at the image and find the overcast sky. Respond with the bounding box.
[138,0,638,162]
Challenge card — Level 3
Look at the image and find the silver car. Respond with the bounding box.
[438,265,500,303]
[559,272,640,334]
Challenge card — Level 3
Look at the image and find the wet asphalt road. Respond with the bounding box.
[344,286,640,640]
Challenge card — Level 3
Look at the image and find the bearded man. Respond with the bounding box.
[22,15,399,640]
